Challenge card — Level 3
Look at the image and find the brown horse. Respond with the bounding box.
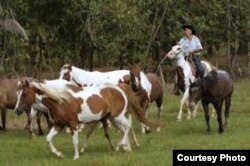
[14,79,159,160]
[0,77,50,135]
[188,70,233,133]
[128,64,164,133]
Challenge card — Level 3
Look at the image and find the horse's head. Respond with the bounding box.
[165,45,184,60]
[59,64,73,81]
[128,64,141,91]
[188,79,201,111]
[14,80,38,115]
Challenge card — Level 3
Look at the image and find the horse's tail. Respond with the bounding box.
[119,83,162,128]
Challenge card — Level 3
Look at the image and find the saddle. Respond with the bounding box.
[186,55,197,77]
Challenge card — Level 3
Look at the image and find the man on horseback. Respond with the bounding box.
[179,25,204,78]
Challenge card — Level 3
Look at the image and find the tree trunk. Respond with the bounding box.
[89,43,94,71]
[227,4,231,68]
[248,18,250,79]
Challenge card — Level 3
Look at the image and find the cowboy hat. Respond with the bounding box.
[182,25,196,35]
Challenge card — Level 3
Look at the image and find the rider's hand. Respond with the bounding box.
[164,54,168,59]
[189,50,194,55]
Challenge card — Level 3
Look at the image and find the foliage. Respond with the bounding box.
[0,0,249,75]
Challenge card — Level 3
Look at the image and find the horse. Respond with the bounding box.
[14,79,53,136]
[59,64,152,98]
[188,70,233,133]
[14,79,158,160]
[0,77,50,135]
[128,64,163,133]
[165,44,215,121]
[59,64,153,132]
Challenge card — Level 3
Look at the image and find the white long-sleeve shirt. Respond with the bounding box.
[179,35,203,56]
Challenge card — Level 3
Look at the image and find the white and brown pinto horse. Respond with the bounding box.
[14,79,157,160]
[59,64,152,99]
[165,44,214,121]
[128,64,163,133]
[59,64,153,133]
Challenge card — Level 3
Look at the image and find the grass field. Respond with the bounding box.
[0,79,249,166]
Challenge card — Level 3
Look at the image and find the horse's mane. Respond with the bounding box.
[32,80,73,103]
[176,66,185,92]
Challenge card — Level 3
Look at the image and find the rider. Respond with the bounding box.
[179,25,204,78]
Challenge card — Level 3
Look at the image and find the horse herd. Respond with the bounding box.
[0,44,233,160]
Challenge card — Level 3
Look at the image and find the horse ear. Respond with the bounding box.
[25,80,29,87]
[189,78,192,85]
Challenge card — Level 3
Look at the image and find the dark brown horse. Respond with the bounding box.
[0,77,50,135]
[188,70,233,133]
[128,64,164,133]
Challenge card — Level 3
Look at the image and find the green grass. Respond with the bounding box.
[0,79,250,166]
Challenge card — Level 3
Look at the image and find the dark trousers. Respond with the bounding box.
[192,55,204,78]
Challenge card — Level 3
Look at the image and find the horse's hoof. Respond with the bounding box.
[122,145,131,152]
[115,146,120,152]
[135,143,140,148]
[219,128,224,134]
[38,131,44,136]
[157,128,161,132]
[207,129,211,133]
[30,133,36,139]
[145,129,151,134]
[80,148,85,153]
[73,155,79,160]
[177,118,182,122]
[56,151,64,159]
[0,126,3,130]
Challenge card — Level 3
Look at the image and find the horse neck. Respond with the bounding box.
[71,66,89,82]
[175,54,186,68]
[174,54,196,89]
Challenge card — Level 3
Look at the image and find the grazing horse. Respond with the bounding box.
[0,77,50,135]
[128,64,163,133]
[188,70,233,133]
[165,44,214,121]
[15,79,158,160]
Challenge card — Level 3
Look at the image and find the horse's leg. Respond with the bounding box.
[43,112,52,129]
[101,117,115,151]
[78,124,85,132]
[224,94,232,129]
[72,129,79,160]
[46,126,63,158]
[141,107,150,134]
[185,99,192,120]
[156,96,163,132]
[110,119,125,152]
[128,114,140,147]
[80,122,97,153]
[177,88,189,121]
[192,103,199,118]
[24,109,31,130]
[36,112,44,135]
[202,101,210,133]
[214,101,224,134]
[0,108,6,130]
[29,108,38,137]
[113,117,131,152]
